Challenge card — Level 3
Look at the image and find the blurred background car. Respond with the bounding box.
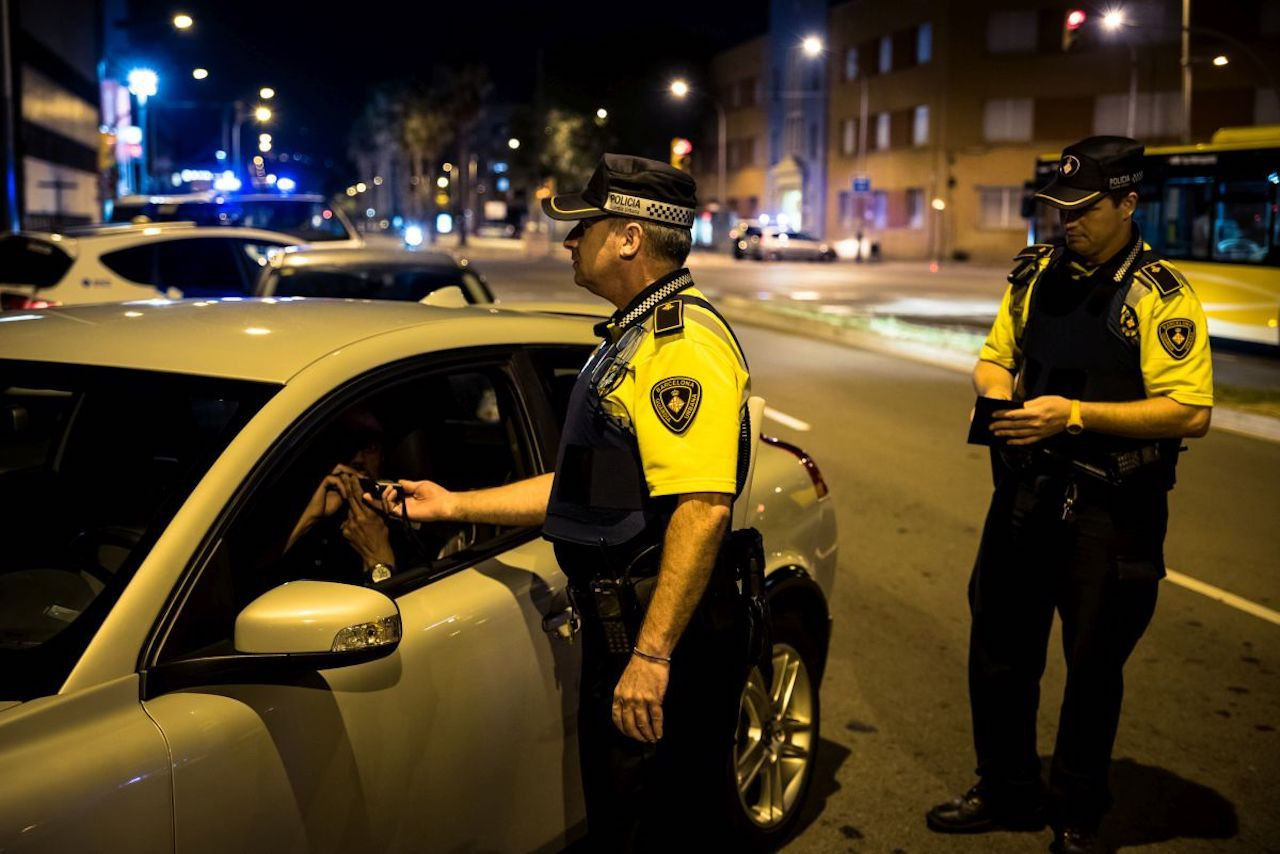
[107,192,362,247]
[255,248,494,305]
[0,223,303,308]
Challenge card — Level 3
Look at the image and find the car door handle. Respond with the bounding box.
[542,606,581,642]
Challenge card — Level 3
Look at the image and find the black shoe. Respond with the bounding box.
[1050,826,1109,854]
[926,785,1046,833]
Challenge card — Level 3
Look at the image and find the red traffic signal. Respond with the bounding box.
[1062,9,1087,51]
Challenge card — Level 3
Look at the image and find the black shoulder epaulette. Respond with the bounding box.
[1135,259,1187,297]
[1008,244,1055,288]
[653,298,684,336]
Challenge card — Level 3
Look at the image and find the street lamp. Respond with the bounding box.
[1102,9,1125,30]
[507,137,521,150]
[802,35,824,57]
[669,78,727,236]
[1212,54,1229,66]
[259,87,275,100]
[172,13,193,30]
[127,68,158,193]
[596,107,608,120]
[254,105,272,122]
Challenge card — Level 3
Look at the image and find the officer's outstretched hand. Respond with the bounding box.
[612,656,669,744]
[991,395,1071,445]
[368,478,456,523]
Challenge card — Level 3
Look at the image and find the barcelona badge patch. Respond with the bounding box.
[651,376,702,433]
[1157,318,1195,360]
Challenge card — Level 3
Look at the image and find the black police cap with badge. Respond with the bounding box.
[542,153,697,229]
[1034,135,1144,210]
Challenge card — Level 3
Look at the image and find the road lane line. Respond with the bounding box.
[1165,569,1280,626]
[763,407,811,432]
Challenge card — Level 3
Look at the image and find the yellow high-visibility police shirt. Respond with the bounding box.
[979,251,1214,407]
[601,285,751,497]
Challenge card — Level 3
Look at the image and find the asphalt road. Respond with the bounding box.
[478,255,1280,853]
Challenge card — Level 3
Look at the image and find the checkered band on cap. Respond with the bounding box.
[603,191,695,228]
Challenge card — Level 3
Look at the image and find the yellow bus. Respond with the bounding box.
[1032,126,1280,349]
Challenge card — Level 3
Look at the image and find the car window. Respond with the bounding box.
[156,362,536,664]
[100,244,157,284]
[155,237,247,296]
[0,364,275,701]
[0,236,75,287]
[269,266,470,302]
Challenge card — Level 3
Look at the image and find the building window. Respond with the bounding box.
[983,98,1034,142]
[906,188,925,229]
[879,36,893,73]
[1094,91,1183,138]
[842,118,857,155]
[876,112,890,150]
[917,22,933,64]
[845,47,859,81]
[912,105,930,146]
[979,186,1024,229]
[870,190,888,229]
[987,10,1037,53]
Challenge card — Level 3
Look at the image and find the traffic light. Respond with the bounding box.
[1062,8,1087,51]
[670,137,692,172]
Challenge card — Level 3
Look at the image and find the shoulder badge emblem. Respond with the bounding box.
[1138,260,1186,297]
[651,376,702,433]
[1157,318,1195,360]
[653,299,684,336]
[1119,303,1139,340]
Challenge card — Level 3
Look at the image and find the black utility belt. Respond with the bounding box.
[1001,444,1170,487]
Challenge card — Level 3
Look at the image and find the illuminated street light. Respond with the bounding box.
[254,105,272,122]
[172,13,193,30]
[437,176,449,188]
[127,68,158,101]
[252,155,264,166]
[373,175,384,185]
[931,197,947,211]
[596,107,608,120]
[670,78,689,98]
[259,87,276,100]
[192,68,209,80]
[507,137,521,150]
[1102,9,1125,30]
[442,162,453,172]
[1212,54,1230,66]
[355,182,367,193]
[802,35,824,57]
[346,186,357,196]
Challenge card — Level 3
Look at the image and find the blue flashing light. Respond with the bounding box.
[496,177,510,192]
[126,68,158,100]
[392,215,404,228]
[492,161,508,174]
[215,149,227,161]
[435,213,453,235]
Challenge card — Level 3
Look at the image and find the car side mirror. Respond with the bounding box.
[235,580,401,655]
[421,285,468,307]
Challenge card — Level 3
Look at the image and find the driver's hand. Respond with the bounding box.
[306,463,364,521]
[368,478,456,523]
[339,473,394,567]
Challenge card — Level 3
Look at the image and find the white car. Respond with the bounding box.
[0,223,304,309]
[0,299,837,852]
[739,226,836,262]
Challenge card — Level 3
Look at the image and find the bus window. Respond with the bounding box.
[1213,181,1271,263]
[1160,180,1213,260]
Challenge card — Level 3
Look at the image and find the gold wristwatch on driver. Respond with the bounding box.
[370,562,394,583]
[1066,399,1085,435]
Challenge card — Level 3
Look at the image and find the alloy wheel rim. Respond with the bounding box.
[734,642,814,828]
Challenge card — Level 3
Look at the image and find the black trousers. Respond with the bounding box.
[968,474,1162,828]
[576,580,751,852]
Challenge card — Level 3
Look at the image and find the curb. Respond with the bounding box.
[718,295,1280,446]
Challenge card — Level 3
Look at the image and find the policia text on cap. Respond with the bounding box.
[927,137,1213,854]
[366,153,756,849]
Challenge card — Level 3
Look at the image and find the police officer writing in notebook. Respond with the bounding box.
[927,137,1213,854]
[373,154,753,850]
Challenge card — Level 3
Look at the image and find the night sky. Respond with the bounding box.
[117,0,770,189]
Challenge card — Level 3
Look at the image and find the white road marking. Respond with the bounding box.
[1166,569,1280,627]
[763,406,811,431]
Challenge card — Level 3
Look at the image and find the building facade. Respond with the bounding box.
[696,0,1280,263]
[2,0,104,231]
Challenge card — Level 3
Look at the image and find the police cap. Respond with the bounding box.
[542,153,697,228]
[1035,136,1145,210]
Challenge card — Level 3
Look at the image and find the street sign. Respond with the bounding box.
[852,175,871,193]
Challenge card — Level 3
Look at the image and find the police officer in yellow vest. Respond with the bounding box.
[375,154,754,850]
[926,137,1213,854]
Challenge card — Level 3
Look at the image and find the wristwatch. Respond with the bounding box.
[369,562,394,583]
[1066,399,1085,435]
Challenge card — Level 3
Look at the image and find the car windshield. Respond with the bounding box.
[111,199,351,242]
[0,363,277,701]
[266,265,480,302]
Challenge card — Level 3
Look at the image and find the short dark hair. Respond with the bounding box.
[1106,187,1138,207]
[611,218,692,268]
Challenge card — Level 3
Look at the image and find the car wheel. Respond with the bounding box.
[725,614,820,849]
